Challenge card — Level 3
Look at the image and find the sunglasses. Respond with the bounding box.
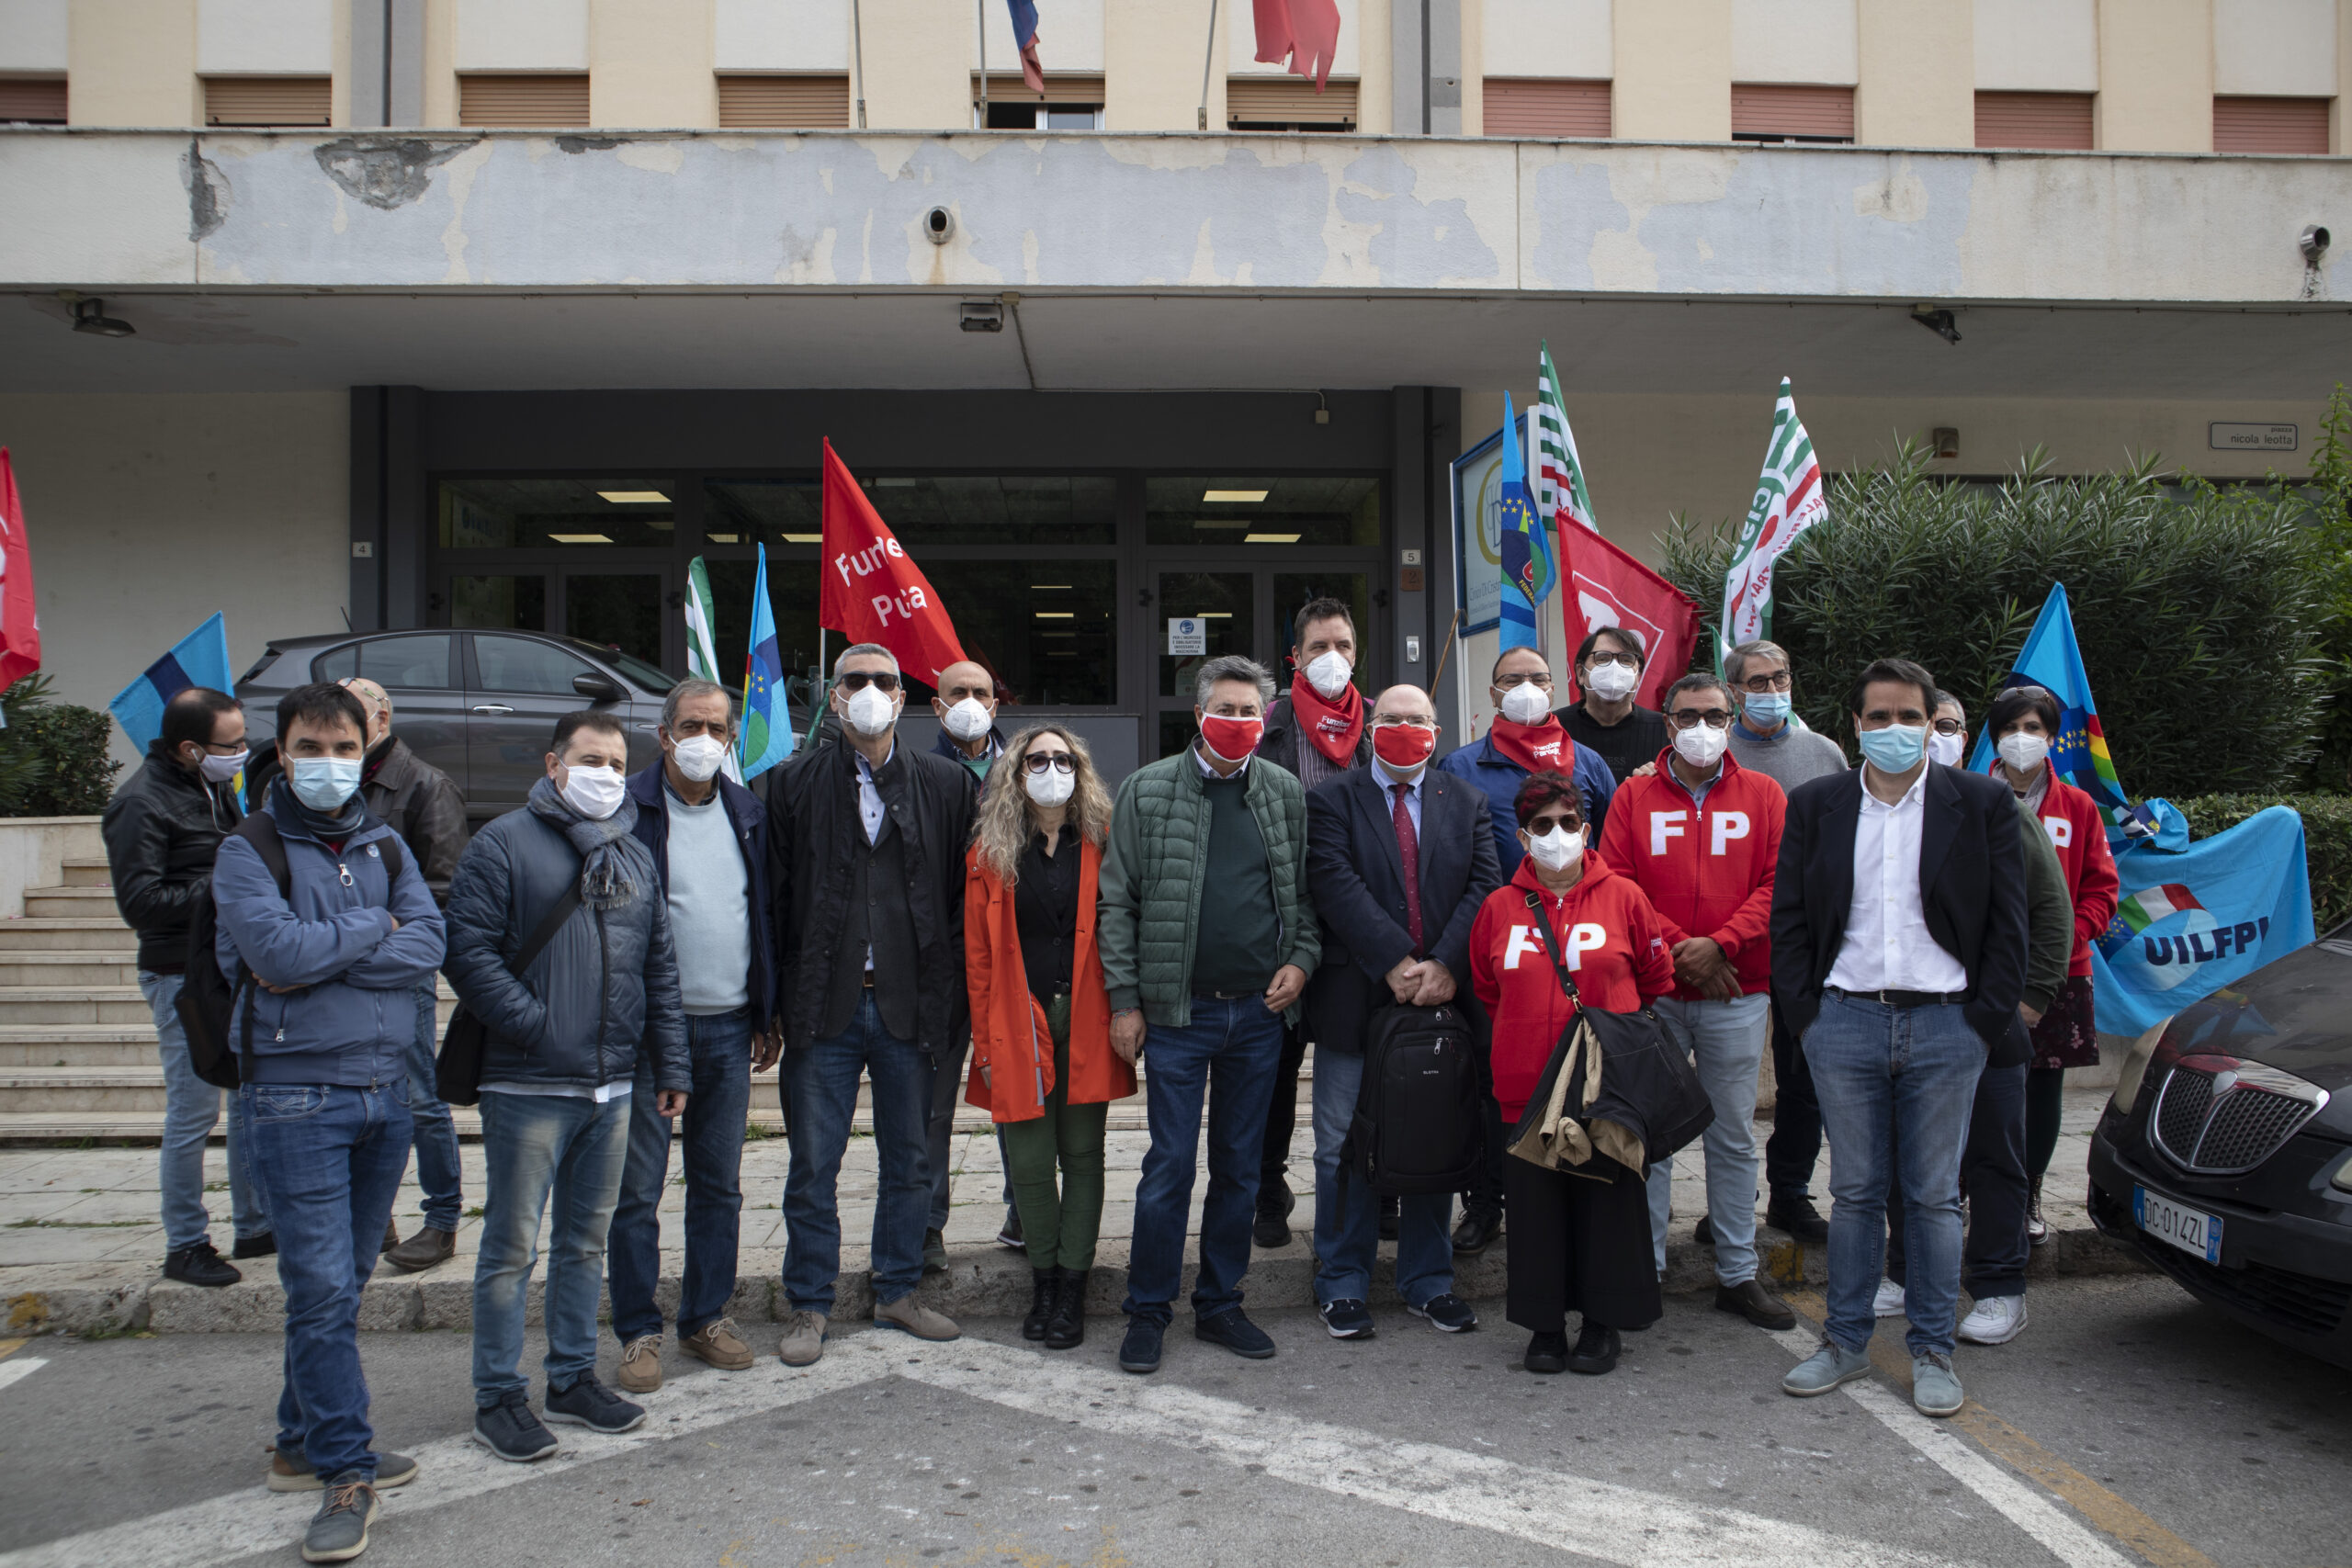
[835,671,900,694]
[1023,753,1076,775]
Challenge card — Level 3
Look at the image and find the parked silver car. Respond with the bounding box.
[235,628,675,820]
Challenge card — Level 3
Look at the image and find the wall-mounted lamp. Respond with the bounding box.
[958,299,1004,333]
[1911,304,1961,345]
[1314,390,1330,425]
[72,298,135,338]
[1930,426,1960,459]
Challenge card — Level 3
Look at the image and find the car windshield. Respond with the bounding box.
[565,638,676,695]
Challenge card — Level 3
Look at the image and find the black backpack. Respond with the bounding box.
[1339,1000,1487,1197]
[176,813,404,1090]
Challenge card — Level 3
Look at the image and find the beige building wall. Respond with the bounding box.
[421,0,458,124]
[1104,0,1220,129]
[857,0,968,128]
[2341,0,2352,150]
[1357,0,1392,133]
[592,0,717,127]
[0,392,349,769]
[1459,0,1482,133]
[1858,0,1974,145]
[67,0,200,125]
[2098,0,2215,150]
[1611,0,1732,139]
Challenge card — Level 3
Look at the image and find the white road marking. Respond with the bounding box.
[1766,1326,2135,1568]
[0,1358,45,1394]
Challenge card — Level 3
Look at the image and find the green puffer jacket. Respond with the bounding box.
[1098,750,1321,1027]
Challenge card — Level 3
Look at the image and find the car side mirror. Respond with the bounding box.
[573,672,625,704]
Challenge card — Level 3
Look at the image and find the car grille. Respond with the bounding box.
[2150,1062,2326,1175]
[2141,1244,2352,1337]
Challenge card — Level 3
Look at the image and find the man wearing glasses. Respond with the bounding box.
[1554,626,1669,784]
[767,644,978,1365]
[1596,674,1796,1330]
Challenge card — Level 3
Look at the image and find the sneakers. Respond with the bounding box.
[1567,1321,1621,1375]
[1912,1350,1965,1416]
[1408,1293,1478,1333]
[163,1241,240,1288]
[681,1317,754,1371]
[616,1334,663,1394]
[1781,1340,1873,1397]
[1874,1279,1907,1317]
[1118,1315,1165,1374]
[545,1371,645,1434]
[2027,1176,2049,1246]
[232,1232,277,1260]
[1319,1298,1375,1339]
[1523,1330,1569,1374]
[922,1226,948,1274]
[1252,1182,1296,1249]
[1957,1294,2028,1346]
[382,1226,457,1273]
[1195,1308,1276,1359]
[996,1206,1025,1250]
[472,1392,559,1463]
[875,1293,961,1342]
[267,1448,418,1494]
[300,1474,378,1563]
[1713,1278,1796,1331]
[776,1309,829,1367]
[1766,1195,1830,1243]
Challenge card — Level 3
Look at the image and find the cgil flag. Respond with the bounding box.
[1560,526,1701,711]
[1716,378,1827,673]
[1966,581,2128,812]
[1495,390,1555,651]
[0,450,41,711]
[683,556,745,784]
[739,545,796,781]
[1532,343,1598,537]
[819,438,970,685]
[1005,0,1044,93]
[109,613,236,757]
[1252,0,1342,90]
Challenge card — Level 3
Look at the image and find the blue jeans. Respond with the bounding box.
[1645,993,1771,1286]
[1311,1047,1453,1309]
[781,993,932,1314]
[1804,993,1986,1358]
[403,982,463,1232]
[241,1080,411,1481]
[1122,995,1284,1325]
[610,1009,754,1342]
[141,970,267,1251]
[471,1089,631,1405]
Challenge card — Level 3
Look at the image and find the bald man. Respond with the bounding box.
[929,660,1005,791]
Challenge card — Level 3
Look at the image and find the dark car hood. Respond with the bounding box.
[2157,939,2352,1129]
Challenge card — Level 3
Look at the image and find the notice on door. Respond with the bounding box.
[1167,617,1207,656]
[2210,423,2298,452]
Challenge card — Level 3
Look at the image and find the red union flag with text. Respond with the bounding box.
[819,439,968,685]
[0,450,40,691]
[1562,525,1699,710]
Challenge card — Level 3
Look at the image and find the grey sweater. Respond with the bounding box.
[1726,718,1849,793]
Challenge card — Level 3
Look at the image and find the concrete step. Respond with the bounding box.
[61,858,111,887]
[0,952,144,987]
[0,1066,172,1113]
[0,987,151,1024]
[23,886,122,919]
[0,919,138,952]
[0,1039,157,1067]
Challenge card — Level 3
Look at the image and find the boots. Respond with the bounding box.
[1023,1268,1057,1341]
[2027,1175,2049,1246]
[1045,1267,1086,1350]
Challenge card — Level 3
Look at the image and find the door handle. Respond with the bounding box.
[469,704,515,715]
[634,722,661,732]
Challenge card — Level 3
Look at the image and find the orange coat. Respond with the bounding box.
[963,838,1134,1122]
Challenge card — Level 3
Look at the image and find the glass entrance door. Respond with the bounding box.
[1152,570,1256,761]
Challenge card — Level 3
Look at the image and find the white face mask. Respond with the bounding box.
[559,763,626,821]
[1927,730,1964,767]
[1498,682,1552,726]
[941,696,993,742]
[1584,660,1640,702]
[1023,762,1076,807]
[1998,732,2050,773]
[1672,722,1727,770]
[844,682,898,739]
[1523,822,1585,873]
[671,734,727,783]
[196,748,249,784]
[1304,650,1354,701]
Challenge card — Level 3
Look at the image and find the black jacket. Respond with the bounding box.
[1770,762,2032,1065]
[1261,693,1372,779]
[768,735,977,1055]
[359,738,469,904]
[1301,763,1499,1053]
[100,744,243,973]
[627,763,775,1023]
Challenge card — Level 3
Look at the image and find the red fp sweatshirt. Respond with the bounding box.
[1594,747,1785,998]
[2020,773,2120,977]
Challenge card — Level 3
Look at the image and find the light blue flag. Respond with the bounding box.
[2088,805,2316,1036]
[108,613,235,753]
[1967,582,2127,812]
[1495,392,1551,651]
[739,544,796,781]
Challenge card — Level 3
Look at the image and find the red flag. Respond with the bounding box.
[1253,0,1340,90]
[819,439,969,687]
[0,450,40,692]
[1560,526,1699,711]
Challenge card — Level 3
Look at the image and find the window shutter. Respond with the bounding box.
[1227,76,1359,128]
[1482,78,1611,138]
[1730,84,1854,141]
[203,76,332,128]
[0,78,67,124]
[718,73,852,129]
[1974,91,2095,150]
[2213,96,2330,154]
[459,74,592,128]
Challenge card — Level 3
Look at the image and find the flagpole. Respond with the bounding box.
[976,0,988,127]
[852,0,868,128]
[1197,0,1218,130]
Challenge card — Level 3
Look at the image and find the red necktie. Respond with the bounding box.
[1392,782,1424,954]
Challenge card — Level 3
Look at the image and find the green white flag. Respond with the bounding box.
[1716,378,1827,673]
[683,555,744,784]
[1534,341,1597,535]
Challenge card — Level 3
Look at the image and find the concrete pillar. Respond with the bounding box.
[421,0,456,124]
[1611,0,1732,141]
[1856,0,1974,146]
[349,0,427,125]
[2335,0,2352,152]
[67,0,199,125]
[1391,0,1467,134]
[591,0,718,126]
[2096,0,2213,151]
[1106,0,1222,130]
[854,0,969,129]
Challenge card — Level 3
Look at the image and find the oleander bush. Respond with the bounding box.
[2177,794,2352,935]
[0,675,120,818]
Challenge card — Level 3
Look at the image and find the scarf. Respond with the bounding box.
[1487,714,1576,777]
[526,774,655,911]
[273,777,368,848]
[1287,673,1364,768]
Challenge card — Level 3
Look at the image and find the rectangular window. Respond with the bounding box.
[1483,78,1611,138]
[1146,477,1380,547]
[439,479,677,549]
[975,74,1105,130]
[717,73,851,129]
[1974,90,2095,150]
[203,76,331,127]
[460,73,591,128]
[2213,96,2331,154]
[1227,77,1359,130]
[1730,83,1854,143]
[0,77,67,125]
[706,476,1116,549]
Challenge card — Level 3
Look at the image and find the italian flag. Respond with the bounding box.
[2101,884,2203,954]
[1716,378,1827,672]
[682,555,744,784]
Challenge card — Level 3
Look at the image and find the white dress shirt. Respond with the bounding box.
[855,741,893,971]
[1826,763,1969,996]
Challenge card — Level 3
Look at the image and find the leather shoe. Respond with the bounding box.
[1118,1315,1165,1374]
[1194,1308,1276,1359]
[1767,1195,1830,1243]
[1252,1182,1296,1250]
[232,1232,277,1260]
[1713,1277,1796,1330]
[1567,1321,1621,1375]
[1692,1213,1713,1246]
[1523,1330,1568,1374]
[1451,1205,1502,1256]
[382,1227,456,1273]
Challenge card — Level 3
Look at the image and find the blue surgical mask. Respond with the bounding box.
[288,756,363,812]
[1857,724,1927,773]
[1741,692,1792,728]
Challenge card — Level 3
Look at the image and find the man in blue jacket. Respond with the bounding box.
[445,710,689,1466]
[607,680,774,1394]
[212,682,446,1563]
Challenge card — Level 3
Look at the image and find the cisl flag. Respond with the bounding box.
[0,449,40,694]
[819,439,968,685]
[1561,525,1700,710]
[1715,378,1826,672]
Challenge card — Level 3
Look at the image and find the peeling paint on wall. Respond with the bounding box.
[312,138,481,211]
[182,141,229,242]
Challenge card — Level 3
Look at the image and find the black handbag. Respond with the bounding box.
[1340,1001,1485,1196]
[436,880,582,1106]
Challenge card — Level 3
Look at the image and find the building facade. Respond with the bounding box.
[3,0,2346,770]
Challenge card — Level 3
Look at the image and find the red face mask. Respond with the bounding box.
[1199,713,1265,761]
[1372,722,1437,769]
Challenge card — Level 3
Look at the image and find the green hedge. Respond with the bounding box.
[0,676,121,818]
[2177,794,2352,935]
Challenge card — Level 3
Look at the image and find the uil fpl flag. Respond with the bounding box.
[1494,390,1555,651]
[682,556,743,784]
[739,545,796,781]
[1716,378,1827,672]
[1965,581,2125,811]
[1533,342,1597,536]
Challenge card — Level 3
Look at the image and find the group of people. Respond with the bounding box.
[99,595,2118,1565]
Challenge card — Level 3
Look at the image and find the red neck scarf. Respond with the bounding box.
[1487,714,1575,776]
[1288,673,1364,767]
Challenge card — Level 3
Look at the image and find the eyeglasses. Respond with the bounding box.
[1667,710,1732,730]
[835,671,900,694]
[1372,716,1437,728]
[1584,651,1640,670]
[1930,717,1965,736]
[1493,671,1554,690]
[1023,753,1076,775]
[1736,671,1793,694]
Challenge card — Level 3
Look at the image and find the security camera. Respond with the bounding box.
[2301,225,2330,264]
[924,206,955,246]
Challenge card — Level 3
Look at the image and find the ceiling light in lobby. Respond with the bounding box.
[549,533,614,545]
[597,490,670,503]
[1203,490,1268,502]
[1244,533,1301,544]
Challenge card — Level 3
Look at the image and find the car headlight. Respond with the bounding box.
[2109,1027,2165,1118]
[2332,1151,2352,1194]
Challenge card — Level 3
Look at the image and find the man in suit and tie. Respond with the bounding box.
[1301,683,1501,1340]
[1770,657,2030,1420]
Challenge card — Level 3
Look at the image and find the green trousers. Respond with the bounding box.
[998,992,1109,1273]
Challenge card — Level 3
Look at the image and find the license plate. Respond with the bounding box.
[2134,1185,2223,1264]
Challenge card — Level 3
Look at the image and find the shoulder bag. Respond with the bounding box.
[436,877,582,1106]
